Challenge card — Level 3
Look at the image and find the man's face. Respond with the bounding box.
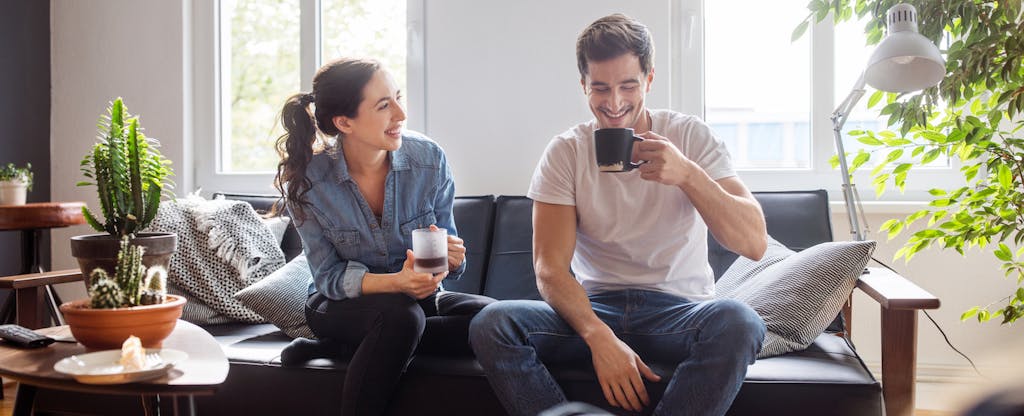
[582,53,653,129]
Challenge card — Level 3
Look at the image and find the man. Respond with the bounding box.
[470,14,768,416]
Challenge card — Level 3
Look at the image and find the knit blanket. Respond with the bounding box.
[150,195,286,324]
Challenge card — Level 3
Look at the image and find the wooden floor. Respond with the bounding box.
[0,380,956,416]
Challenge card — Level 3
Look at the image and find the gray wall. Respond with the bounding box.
[0,0,51,281]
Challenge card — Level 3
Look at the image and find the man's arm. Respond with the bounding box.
[533,201,660,412]
[635,133,767,260]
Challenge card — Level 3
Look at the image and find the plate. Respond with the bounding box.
[53,348,188,385]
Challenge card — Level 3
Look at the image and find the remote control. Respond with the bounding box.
[0,324,55,348]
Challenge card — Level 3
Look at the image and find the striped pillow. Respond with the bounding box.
[715,236,795,298]
[722,240,875,358]
[234,255,315,339]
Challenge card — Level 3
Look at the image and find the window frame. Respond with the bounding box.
[193,0,425,194]
[194,0,959,202]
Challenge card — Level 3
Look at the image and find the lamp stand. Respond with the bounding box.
[831,74,871,242]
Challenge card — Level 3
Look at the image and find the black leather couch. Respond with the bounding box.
[34,190,937,416]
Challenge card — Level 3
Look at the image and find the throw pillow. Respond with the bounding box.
[715,236,794,298]
[234,255,316,339]
[261,216,291,247]
[150,195,286,324]
[721,240,876,358]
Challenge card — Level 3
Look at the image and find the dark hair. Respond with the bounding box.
[576,14,654,78]
[273,57,381,221]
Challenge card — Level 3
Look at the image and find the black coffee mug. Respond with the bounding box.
[595,128,644,172]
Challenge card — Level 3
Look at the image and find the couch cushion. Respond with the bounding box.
[724,240,876,358]
[213,192,303,261]
[201,322,879,416]
[709,190,833,279]
[482,196,541,300]
[233,254,315,339]
[715,236,795,299]
[445,195,495,295]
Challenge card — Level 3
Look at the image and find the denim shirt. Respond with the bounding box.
[288,132,465,301]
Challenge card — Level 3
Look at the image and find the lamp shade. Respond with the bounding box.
[864,4,945,93]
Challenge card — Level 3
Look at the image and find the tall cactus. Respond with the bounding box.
[78,98,174,238]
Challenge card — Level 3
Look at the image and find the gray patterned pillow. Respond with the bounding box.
[722,240,876,358]
[715,236,795,298]
[234,255,315,339]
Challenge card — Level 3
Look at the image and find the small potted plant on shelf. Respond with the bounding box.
[70,97,177,281]
[0,162,33,205]
[60,238,186,350]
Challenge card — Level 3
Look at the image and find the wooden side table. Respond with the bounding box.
[0,320,229,416]
[0,202,86,327]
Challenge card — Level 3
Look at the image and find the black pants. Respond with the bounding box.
[306,290,496,416]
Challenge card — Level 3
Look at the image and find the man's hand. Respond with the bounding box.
[634,131,695,187]
[587,331,662,412]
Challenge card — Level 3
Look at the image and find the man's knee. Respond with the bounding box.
[707,299,766,344]
[469,300,539,349]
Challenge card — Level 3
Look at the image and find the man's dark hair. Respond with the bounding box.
[576,13,655,77]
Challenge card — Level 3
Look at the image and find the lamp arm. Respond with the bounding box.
[832,73,871,241]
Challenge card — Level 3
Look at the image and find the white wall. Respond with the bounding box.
[47,1,1022,410]
[50,0,191,299]
[423,0,672,196]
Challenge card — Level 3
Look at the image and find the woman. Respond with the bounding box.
[274,57,495,415]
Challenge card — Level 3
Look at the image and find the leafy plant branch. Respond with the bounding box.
[800,0,1024,323]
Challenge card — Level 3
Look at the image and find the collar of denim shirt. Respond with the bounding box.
[330,136,413,183]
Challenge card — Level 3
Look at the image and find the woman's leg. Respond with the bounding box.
[306,292,426,416]
[416,291,496,356]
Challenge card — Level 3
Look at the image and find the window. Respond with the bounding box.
[705,0,811,170]
[194,0,418,193]
[701,0,957,201]
[195,1,956,201]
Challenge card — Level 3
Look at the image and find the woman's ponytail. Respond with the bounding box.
[273,93,318,221]
[271,57,381,221]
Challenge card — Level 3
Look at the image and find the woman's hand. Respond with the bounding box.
[429,224,466,271]
[393,249,446,299]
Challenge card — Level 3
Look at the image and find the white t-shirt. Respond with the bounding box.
[527,109,735,301]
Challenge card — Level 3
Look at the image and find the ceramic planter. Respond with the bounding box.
[59,294,187,350]
[0,179,28,205]
[70,233,177,288]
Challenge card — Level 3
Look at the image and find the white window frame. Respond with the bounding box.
[194,0,958,202]
[193,0,425,195]
[685,0,962,203]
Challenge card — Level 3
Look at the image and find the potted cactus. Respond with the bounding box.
[0,162,33,205]
[70,97,177,282]
[60,238,186,350]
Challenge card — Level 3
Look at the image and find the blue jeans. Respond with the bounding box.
[469,289,766,416]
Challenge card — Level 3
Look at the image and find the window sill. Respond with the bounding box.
[829,200,929,215]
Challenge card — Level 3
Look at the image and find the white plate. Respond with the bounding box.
[53,348,188,385]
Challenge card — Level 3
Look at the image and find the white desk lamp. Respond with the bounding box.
[832,3,945,240]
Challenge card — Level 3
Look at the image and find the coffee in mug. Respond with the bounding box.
[594,128,644,172]
[412,228,448,274]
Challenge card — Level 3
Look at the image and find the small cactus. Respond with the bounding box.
[87,237,168,309]
[90,277,125,309]
[139,266,168,305]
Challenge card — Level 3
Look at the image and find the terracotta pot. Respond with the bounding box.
[59,295,187,350]
[70,232,176,288]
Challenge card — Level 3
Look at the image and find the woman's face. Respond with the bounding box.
[334,70,406,152]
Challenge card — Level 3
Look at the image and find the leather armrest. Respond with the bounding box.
[0,269,84,289]
[856,267,939,310]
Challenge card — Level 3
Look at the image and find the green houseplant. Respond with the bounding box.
[0,162,33,205]
[70,98,178,286]
[798,0,1024,323]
